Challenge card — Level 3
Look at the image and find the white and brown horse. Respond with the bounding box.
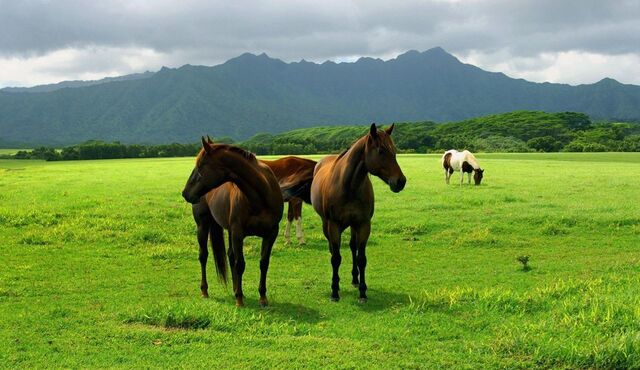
[441,149,484,185]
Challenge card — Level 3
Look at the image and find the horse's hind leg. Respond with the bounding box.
[229,230,246,307]
[284,202,293,245]
[292,198,305,245]
[353,222,371,303]
[258,227,278,307]
[349,227,359,287]
[323,220,342,301]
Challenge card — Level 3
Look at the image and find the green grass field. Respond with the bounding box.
[1,153,639,368]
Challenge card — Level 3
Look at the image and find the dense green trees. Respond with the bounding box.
[5,111,639,161]
[241,111,639,154]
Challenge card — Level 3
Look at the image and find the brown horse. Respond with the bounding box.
[311,123,406,302]
[261,156,317,245]
[182,137,283,307]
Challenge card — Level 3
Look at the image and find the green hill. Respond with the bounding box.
[1,48,640,146]
[240,111,640,154]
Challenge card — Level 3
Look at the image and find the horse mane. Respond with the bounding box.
[225,145,257,162]
[462,150,481,169]
[196,144,257,165]
[336,129,396,160]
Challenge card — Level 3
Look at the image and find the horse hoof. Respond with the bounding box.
[358,297,368,304]
[201,291,209,298]
[235,298,244,307]
[330,296,340,302]
[352,283,359,288]
[259,298,268,308]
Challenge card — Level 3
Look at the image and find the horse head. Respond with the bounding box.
[182,136,229,203]
[473,168,484,185]
[364,123,406,193]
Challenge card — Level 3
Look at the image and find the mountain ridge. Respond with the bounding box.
[1,47,639,145]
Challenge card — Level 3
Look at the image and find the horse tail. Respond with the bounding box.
[281,176,313,204]
[209,222,228,284]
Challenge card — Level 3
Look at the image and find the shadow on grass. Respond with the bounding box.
[345,287,411,312]
[211,295,322,324]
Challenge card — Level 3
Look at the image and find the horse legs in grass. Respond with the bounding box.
[349,229,359,287]
[194,204,213,298]
[285,199,305,245]
[258,227,278,307]
[354,223,371,302]
[323,220,342,301]
[197,221,211,298]
[460,169,465,186]
[291,198,305,244]
[229,231,246,307]
[284,221,292,245]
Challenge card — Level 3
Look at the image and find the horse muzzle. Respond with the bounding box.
[389,176,406,193]
[182,189,200,204]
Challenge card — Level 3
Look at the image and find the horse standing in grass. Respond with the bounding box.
[261,156,317,245]
[441,149,484,186]
[182,137,283,307]
[311,123,406,302]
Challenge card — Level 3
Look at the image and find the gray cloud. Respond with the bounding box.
[0,0,639,86]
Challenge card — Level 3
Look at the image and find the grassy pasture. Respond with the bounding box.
[1,153,639,368]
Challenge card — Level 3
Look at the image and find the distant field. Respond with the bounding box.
[1,153,639,368]
[0,149,25,155]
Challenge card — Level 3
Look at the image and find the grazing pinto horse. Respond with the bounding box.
[182,137,283,307]
[311,123,406,302]
[261,156,317,245]
[441,149,484,185]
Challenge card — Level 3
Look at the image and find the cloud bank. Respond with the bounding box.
[1,0,639,87]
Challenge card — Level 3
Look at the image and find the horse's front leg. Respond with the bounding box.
[354,222,371,303]
[460,169,465,186]
[349,227,359,287]
[323,220,342,301]
[196,221,211,298]
[468,172,472,184]
[444,168,449,184]
[229,230,246,307]
[258,227,279,307]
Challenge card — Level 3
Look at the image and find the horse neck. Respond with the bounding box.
[221,152,277,209]
[464,153,480,170]
[336,137,369,193]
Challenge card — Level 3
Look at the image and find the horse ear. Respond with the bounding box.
[385,123,395,135]
[201,136,212,154]
[206,135,214,144]
[369,123,378,139]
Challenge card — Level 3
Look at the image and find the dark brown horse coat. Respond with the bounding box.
[182,138,283,307]
[310,124,406,302]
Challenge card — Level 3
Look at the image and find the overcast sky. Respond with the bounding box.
[1,0,639,88]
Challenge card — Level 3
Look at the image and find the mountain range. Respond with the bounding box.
[1,47,639,146]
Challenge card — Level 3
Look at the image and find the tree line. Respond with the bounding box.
[3,111,639,161]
